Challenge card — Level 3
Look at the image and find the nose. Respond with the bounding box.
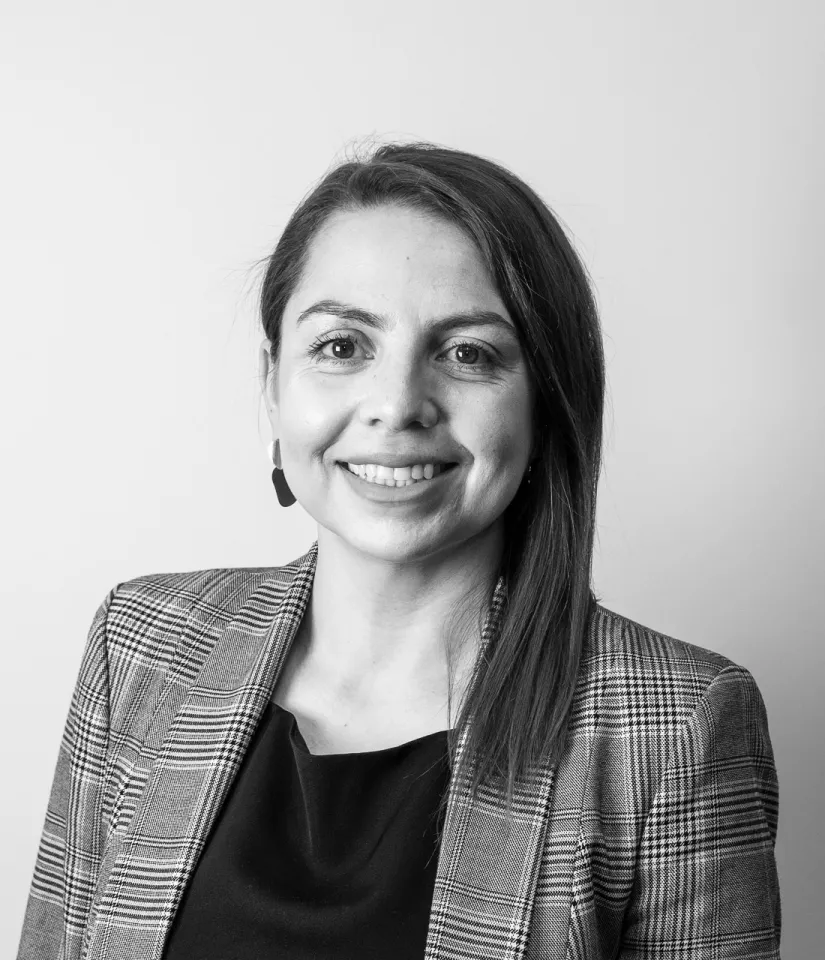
[356,351,439,431]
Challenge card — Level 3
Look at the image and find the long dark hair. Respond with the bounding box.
[259,139,605,825]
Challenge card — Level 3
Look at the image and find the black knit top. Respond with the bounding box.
[162,701,452,960]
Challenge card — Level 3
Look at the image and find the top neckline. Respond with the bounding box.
[270,701,451,758]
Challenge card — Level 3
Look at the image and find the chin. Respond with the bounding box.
[324,518,498,566]
[343,528,446,563]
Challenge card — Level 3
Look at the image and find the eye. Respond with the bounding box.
[306,333,497,371]
[307,333,362,364]
[451,342,488,366]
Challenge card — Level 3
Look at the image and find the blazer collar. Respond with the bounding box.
[86,542,561,960]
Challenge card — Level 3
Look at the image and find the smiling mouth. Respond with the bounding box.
[336,462,458,487]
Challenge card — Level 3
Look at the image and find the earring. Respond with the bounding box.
[269,439,296,507]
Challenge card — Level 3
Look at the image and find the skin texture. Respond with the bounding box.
[259,205,534,752]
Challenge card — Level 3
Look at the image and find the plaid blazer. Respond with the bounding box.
[18,541,781,959]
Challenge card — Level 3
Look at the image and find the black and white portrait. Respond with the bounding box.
[3,2,821,958]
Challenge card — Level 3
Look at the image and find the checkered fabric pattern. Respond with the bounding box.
[17,541,780,959]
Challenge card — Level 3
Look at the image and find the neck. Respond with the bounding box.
[298,523,505,706]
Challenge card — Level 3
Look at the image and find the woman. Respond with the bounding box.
[17,141,781,959]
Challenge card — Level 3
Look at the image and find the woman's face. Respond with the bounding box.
[262,205,534,563]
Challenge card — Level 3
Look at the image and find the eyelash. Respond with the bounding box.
[306,333,497,371]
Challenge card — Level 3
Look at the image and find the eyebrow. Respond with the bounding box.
[295,299,518,338]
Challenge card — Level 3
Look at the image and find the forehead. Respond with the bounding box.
[291,206,507,318]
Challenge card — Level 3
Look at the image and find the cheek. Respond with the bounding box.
[278,387,336,451]
[463,434,529,505]
[471,402,532,465]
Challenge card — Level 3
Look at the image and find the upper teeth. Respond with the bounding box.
[346,462,443,481]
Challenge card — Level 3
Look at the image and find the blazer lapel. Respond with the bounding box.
[425,577,559,960]
[83,544,318,960]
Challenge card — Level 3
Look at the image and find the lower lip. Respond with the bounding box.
[336,462,459,502]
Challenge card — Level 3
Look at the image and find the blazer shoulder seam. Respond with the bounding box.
[590,602,742,675]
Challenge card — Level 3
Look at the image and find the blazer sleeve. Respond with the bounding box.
[620,664,781,958]
[17,586,119,960]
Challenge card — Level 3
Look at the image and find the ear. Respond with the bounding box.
[259,339,280,435]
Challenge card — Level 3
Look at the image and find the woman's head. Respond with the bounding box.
[259,141,604,571]
[261,203,534,564]
[258,140,605,810]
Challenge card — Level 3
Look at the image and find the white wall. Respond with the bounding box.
[2,1,821,955]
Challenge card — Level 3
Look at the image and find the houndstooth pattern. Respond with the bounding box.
[17,541,780,959]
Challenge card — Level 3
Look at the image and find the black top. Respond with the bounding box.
[162,701,452,960]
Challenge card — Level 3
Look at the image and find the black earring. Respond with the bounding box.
[270,439,296,507]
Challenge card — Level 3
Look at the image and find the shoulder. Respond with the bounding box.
[93,555,309,697]
[106,556,306,630]
[578,603,770,744]
[586,601,753,688]
[108,566,281,627]
[559,604,777,836]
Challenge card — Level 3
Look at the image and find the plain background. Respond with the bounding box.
[2,1,822,956]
